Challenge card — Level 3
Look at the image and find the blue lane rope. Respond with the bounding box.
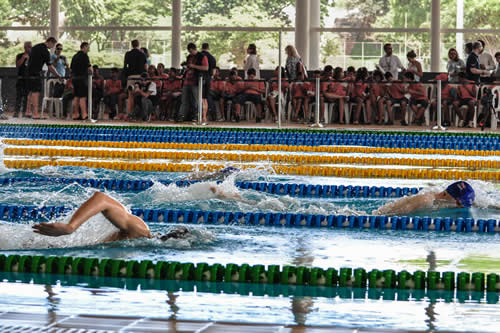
[3,204,498,233]
[1,126,499,150]
[0,177,421,199]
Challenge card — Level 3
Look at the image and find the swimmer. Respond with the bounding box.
[32,192,191,243]
[374,181,476,216]
[183,166,240,182]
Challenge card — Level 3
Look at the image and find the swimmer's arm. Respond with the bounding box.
[373,193,435,216]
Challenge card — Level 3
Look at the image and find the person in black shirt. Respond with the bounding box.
[70,42,93,120]
[26,37,61,119]
[14,41,32,118]
[124,40,147,115]
[466,42,489,83]
[201,43,217,121]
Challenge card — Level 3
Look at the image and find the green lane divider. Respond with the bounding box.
[1,123,498,137]
[1,254,499,294]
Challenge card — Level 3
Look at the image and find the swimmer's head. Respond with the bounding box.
[157,226,191,241]
[444,181,475,207]
[219,166,240,176]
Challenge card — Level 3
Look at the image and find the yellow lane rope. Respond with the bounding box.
[4,159,500,181]
[4,146,500,169]
[3,139,499,157]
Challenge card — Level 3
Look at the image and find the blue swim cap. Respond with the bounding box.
[446,181,475,208]
[220,166,240,174]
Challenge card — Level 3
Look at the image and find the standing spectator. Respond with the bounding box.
[494,52,500,79]
[377,43,405,80]
[161,68,182,121]
[201,43,217,119]
[285,45,302,81]
[70,42,93,120]
[406,72,428,125]
[92,65,104,117]
[178,43,209,123]
[478,40,496,78]
[130,72,157,121]
[14,41,32,118]
[447,48,465,83]
[464,42,473,62]
[234,68,265,123]
[406,50,423,82]
[103,68,122,119]
[267,66,289,122]
[62,75,74,119]
[50,43,68,78]
[141,47,152,66]
[466,42,490,83]
[26,37,61,119]
[124,40,147,115]
[243,44,260,79]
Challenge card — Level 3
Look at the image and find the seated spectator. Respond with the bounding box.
[406,50,423,82]
[345,66,356,81]
[291,71,310,123]
[92,65,104,118]
[370,70,387,125]
[160,68,182,121]
[234,68,265,123]
[129,72,157,121]
[453,72,477,127]
[383,72,408,126]
[267,66,289,122]
[323,67,348,124]
[209,67,225,121]
[148,64,161,91]
[351,69,371,124]
[222,70,243,121]
[103,68,122,120]
[430,73,454,127]
[447,48,465,83]
[405,71,428,125]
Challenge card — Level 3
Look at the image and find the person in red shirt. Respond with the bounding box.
[453,72,477,127]
[234,68,265,122]
[160,67,182,121]
[351,69,372,124]
[405,71,429,125]
[369,71,387,125]
[383,71,408,125]
[430,73,454,127]
[209,67,226,121]
[267,66,289,122]
[222,70,243,121]
[103,68,122,119]
[291,71,310,122]
[323,67,349,124]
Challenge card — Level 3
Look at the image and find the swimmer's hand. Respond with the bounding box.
[210,185,241,201]
[32,222,74,237]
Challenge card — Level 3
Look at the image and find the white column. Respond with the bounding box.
[171,0,182,68]
[456,0,464,57]
[50,0,60,39]
[309,0,320,70]
[430,0,441,72]
[295,0,310,67]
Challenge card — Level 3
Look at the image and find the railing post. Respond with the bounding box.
[88,74,95,123]
[197,75,203,125]
[432,80,445,131]
[311,76,323,128]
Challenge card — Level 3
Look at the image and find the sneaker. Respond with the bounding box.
[458,120,464,128]
[216,118,225,122]
[201,122,208,126]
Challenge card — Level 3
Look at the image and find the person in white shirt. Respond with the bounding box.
[377,43,405,79]
[494,52,500,79]
[243,43,260,79]
[478,40,496,77]
[131,72,157,121]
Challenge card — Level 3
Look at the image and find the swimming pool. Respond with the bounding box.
[0,125,499,331]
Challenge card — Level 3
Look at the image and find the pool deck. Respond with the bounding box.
[0,311,452,332]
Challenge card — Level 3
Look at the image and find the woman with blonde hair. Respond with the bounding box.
[285,45,304,81]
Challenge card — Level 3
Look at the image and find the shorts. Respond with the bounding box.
[27,76,42,93]
[126,75,142,91]
[410,98,428,108]
[459,98,475,106]
[390,97,408,105]
[73,79,88,98]
[236,93,263,106]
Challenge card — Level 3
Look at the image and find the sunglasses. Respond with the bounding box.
[56,48,63,51]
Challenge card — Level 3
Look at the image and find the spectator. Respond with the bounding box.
[26,37,61,119]
[478,40,496,77]
[62,74,74,119]
[70,42,92,120]
[222,70,242,121]
[50,43,68,78]
[92,65,104,118]
[243,43,260,79]
[160,67,182,121]
[351,69,371,124]
[209,67,225,121]
[124,40,148,115]
[234,68,265,123]
[383,72,407,126]
[345,66,356,81]
[464,42,473,62]
[148,65,161,91]
[495,52,500,79]
[130,72,157,121]
[370,70,387,125]
[201,43,217,120]
[178,43,209,123]
[447,48,465,83]
[405,71,428,126]
[466,42,489,82]
[103,68,122,119]
[377,43,404,79]
[291,71,310,123]
[431,73,453,127]
[406,50,423,82]
[267,66,289,122]
[14,41,32,118]
[285,45,303,81]
[323,67,348,124]
[141,47,152,66]
[453,72,476,127]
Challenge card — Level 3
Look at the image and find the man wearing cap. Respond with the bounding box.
[374,181,476,216]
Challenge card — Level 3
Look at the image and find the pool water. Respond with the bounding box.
[0,162,500,330]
